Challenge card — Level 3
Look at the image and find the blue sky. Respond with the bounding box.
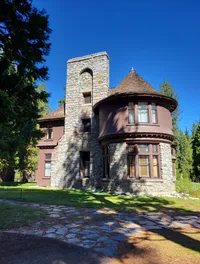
[33,0,200,132]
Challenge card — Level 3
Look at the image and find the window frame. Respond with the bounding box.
[128,102,135,124]
[44,153,52,177]
[127,143,160,179]
[80,151,90,178]
[127,102,158,125]
[151,103,158,124]
[46,127,53,140]
[138,102,149,123]
[83,92,92,104]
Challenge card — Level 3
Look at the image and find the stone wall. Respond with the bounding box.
[51,52,109,188]
[101,142,175,196]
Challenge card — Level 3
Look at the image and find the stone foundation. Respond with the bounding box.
[101,142,175,196]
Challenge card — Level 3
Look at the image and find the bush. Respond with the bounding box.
[176,179,200,198]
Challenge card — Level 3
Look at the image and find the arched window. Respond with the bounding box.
[80,68,93,103]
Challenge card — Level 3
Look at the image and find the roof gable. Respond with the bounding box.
[39,104,64,122]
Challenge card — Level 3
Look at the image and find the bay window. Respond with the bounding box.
[128,102,158,124]
[128,143,160,178]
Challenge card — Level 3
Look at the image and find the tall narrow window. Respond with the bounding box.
[47,127,53,139]
[83,92,91,104]
[103,146,110,179]
[152,103,157,123]
[128,103,134,124]
[45,161,51,177]
[128,155,135,177]
[138,103,149,123]
[139,156,150,177]
[80,151,90,178]
[82,119,91,132]
[152,156,159,177]
[44,153,52,177]
[152,144,159,177]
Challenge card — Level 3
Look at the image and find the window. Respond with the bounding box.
[139,155,150,177]
[80,151,90,178]
[128,143,160,178]
[128,155,135,177]
[128,103,134,124]
[83,92,91,104]
[103,146,110,179]
[44,153,52,177]
[47,127,53,139]
[82,119,91,132]
[152,103,157,123]
[138,103,149,123]
[45,161,51,177]
[172,160,176,177]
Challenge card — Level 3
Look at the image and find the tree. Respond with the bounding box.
[192,121,200,182]
[58,86,66,106]
[160,79,181,136]
[0,0,51,181]
[36,83,50,116]
[176,129,193,180]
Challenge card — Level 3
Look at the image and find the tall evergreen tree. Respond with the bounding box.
[176,129,193,180]
[192,121,200,182]
[160,79,181,136]
[0,0,51,181]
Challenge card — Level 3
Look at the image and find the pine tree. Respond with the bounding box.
[192,121,200,181]
[0,0,51,181]
[176,129,193,180]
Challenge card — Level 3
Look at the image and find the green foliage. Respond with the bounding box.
[176,179,200,198]
[58,86,66,106]
[36,83,50,117]
[0,0,51,181]
[176,129,193,180]
[192,121,200,181]
[160,79,181,132]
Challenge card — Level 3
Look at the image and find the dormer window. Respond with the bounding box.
[47,127,53,139]
[138,102,149,123]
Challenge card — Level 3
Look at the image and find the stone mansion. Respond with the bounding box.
[36,52,177,195]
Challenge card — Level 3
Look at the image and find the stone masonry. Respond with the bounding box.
[101,142,175,195]
[51,52,109,188]
[50,51,175,195]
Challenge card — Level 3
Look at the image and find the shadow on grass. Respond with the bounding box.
[0,187,199,215]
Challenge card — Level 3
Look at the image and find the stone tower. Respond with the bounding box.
[51,52,109,188]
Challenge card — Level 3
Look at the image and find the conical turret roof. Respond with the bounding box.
[109,69,161,96]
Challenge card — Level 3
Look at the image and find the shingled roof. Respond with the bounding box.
[38,104,64,122]
[109,69,161,96]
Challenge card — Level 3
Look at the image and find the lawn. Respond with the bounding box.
[0,203,46,230]
[0,182,199,213]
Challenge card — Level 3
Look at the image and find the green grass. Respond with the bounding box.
[0,182,199,213]
[176,180,200,198]
[0,204,46,230]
